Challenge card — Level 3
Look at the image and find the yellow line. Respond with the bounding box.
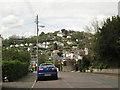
[30,76,37,90]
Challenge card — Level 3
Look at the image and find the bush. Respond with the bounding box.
[2,48,31,64]
[53,60,60,68]
[2,60,29,82]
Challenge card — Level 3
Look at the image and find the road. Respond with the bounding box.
[33,72,118,88]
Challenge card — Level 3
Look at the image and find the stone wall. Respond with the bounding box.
[62,66,73,72]
[86,69,120,74]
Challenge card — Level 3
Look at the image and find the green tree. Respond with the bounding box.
[97,16,120,68]
[87,16,120,68]
[2,48,31,64]
[38,54,49,65]
[54,43,58,50]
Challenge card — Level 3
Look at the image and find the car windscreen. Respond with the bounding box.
[41,64,54,68]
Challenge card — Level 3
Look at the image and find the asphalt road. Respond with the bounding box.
[34,72,118,88]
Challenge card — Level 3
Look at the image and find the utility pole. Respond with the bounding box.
[36,15,45,70]
[36,15,39,70]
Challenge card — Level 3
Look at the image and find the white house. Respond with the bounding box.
[43,42,46,45]
[15,44,19,47]
[10,45,14,47]
[76,39,79,42]
[72,46,78,49]
[59,43,64,47]
[38,43,49,49]
[27,48,31,51]
[84,48,89,55]
[67,36,71,39]
[29,43,33,46]
[46,42,50,45]
[57,31,64,37]
[25,43,28,46]
[20,44,24,47]
[67,41,73,45]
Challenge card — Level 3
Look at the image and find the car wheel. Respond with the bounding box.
[37,77,41,81]
[55,75,58,80]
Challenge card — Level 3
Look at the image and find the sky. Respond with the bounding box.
[0,0,119,39]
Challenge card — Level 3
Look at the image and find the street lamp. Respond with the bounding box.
[39,25,45,28]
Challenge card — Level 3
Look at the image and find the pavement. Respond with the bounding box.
[2,71,37,90]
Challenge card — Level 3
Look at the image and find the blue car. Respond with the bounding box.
[37,63,58,80]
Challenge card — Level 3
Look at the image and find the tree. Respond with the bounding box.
[97,16,120,68]
[85,16,120,68]
[54,43,58,50]
[81,56,90,71]
[61,29,68,36]
[39,32,45,36]
[38,54,49,64]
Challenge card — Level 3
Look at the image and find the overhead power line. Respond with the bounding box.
[24,0,35,19]
[39,21,64,29]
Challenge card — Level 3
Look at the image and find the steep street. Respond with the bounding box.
[34,72,118,88]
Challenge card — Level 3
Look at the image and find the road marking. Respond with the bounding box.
[62,79,74,88]
[30,76,37,90]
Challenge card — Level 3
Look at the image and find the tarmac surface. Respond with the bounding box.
[1,71,120,90]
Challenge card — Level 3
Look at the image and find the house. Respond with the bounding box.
[38,43,49,49]
[46,42,50,45]
[29,43,33,46]
[53,41,64,46]
[76,39,79,42]
[79,49,85,56]
[25,43,28,46]
[72,46,78,49]
[51,50,60,60]
[57,31,65,37]
[84,48,89,55]
[67,41,73,45]
[59,43,64,47]
[15,44,19,47]
[51,50,60,56]
[10,45,14,47]
[67,36,71,39]
[63,51,75,59]
[20,44,24,47]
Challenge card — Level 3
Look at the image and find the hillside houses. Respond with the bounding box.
[4,29,93,70]
[57,31,65,37]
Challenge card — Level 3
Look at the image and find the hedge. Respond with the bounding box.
[2,60,29,82]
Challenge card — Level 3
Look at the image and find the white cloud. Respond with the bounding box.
[2,15,24,27]
[0,25,9,33]
[0,1,118,38]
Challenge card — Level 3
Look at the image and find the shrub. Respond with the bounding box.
[2,60,29,82]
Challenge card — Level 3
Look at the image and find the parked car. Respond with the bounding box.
[37,63,58,80]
